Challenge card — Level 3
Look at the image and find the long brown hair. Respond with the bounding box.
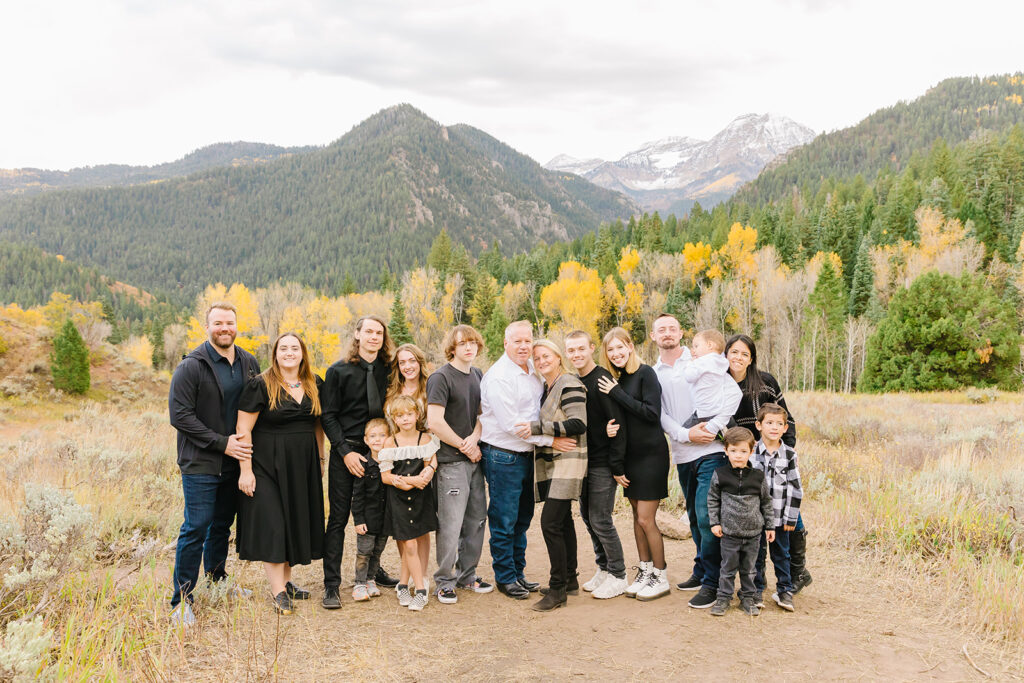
[600,327,642,378]
[345,314,395,364]
[386,343,428,406]
[263,333,321,415]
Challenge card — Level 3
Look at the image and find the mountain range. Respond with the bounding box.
[0,142,317,197]
[0,104,636,302]
[545,113,816,213]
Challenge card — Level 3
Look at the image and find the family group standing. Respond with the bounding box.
[168,302,810,624]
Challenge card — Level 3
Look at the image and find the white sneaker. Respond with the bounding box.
[624,562,652,599]
[170,602,196,627]
[408,591,428,612]
[582,569,610,593]
[636,567,671,602]
[592,575,628,599]
[396,585,412,606]
[366,580,381,598]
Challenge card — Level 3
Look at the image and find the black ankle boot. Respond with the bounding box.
[531,586,567,612]
[790,530,812,593]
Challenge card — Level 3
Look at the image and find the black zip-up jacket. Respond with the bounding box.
[169,345,260,475]
[707,463,772,538]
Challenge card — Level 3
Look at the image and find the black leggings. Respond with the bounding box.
[540,498,577,590]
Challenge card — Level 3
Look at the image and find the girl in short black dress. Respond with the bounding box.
[236,333,325,614]
[597,327,672,601]
[379,395,438,611]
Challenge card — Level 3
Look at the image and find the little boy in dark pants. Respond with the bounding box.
[751,402,803,612]
[351,418,390,602]
[707,427,774,616]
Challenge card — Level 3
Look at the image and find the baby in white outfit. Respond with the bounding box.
[682,329,742,437]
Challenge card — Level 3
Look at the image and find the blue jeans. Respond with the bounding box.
[755,526,794,595]
[482,444,535,585]
[171,471,238,607]
[694,452,727,590]
[675,462,702,580]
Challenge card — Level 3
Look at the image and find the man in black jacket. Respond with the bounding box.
[168,303,260,626]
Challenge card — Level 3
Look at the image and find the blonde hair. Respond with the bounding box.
[364,417,391,436]
[600,327,642,377]
[694,329,726,354]
[204,301,237,324]
[263,333,321,415]
[385,394,422,428]
[532,339,571,378]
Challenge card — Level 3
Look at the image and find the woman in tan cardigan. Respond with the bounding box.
[515,339,587,612]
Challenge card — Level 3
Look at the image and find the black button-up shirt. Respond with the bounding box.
[205,341,246,435]
[322,355,390,455]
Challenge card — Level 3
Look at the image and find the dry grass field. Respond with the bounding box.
[1,386,1023,680]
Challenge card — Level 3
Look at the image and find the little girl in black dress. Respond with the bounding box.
[379,395,438,612]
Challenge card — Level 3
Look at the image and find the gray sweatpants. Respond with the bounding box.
[718,534,760,600]
[433,460,487,591]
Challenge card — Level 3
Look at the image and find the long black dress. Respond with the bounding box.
[236,376,325,566]
[608,364,669,501]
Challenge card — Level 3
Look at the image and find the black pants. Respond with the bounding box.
[323,447,359,589]
[718,534,759,600]
[540,498,577,590]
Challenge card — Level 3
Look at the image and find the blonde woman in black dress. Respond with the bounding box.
[236,333,325,614]
[597,327,671,601]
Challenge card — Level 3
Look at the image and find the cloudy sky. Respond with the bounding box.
[1,0,1021,170]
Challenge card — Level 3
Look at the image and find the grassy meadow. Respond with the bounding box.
[0,388,1022,679]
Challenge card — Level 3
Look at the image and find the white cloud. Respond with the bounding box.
[0,0,1021,169]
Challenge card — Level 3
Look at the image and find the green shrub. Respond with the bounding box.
[859,272,1021,392]
[50,319,90,394]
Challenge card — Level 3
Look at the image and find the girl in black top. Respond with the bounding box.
[724,334,810,592]
[597,327,671,601]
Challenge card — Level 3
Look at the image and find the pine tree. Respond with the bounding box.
[665,278,688,323]
[389,294,414,346]
[482,305,508,362]
[427,228,454,277]
[847,238,874,317]
[51,319,90,394]
[340,273,356,296]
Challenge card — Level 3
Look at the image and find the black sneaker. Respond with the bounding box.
[273,591,293,615]
[517,577,540,592]
[675,574,702,591]
[773,591,795,612]
[321,587,342,610]
[286,582,310,600]
[741,597,760,616]
[754,592,765,608]
[374,567,400,588]
[457,578,494,594]
[709,597,730,616]
[436,587,457,604]
[688,585,717,609]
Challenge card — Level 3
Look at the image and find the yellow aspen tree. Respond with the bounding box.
[186,282,266,354]
[681,242,713,286]
[539,261,603,339]
[124,335,154,368]
[280,296,353,375]
[617,247,641,282]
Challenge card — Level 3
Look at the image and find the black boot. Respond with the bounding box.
[531,586,567,612]
[790,530,812,594]
[540,574,579,596]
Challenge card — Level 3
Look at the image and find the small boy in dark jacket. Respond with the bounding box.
[351,418,390,602]
[707,427,774,616]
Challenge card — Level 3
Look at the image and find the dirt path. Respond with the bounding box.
[175,508,1004,681]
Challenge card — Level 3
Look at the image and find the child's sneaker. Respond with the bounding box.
[396,584,411,607]
[457,578,494,594]
[437,587,457,604]
[366,580,381,598]
[408,590,428,612]
[772,591,795,612]
[710,597,730,616]
[754,592,765,608]
[741,597,760,616]
[351,584,369,602]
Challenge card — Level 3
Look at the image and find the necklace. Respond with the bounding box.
[284,379,301,389]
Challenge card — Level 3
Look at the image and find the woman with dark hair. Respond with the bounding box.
[236,333,325,614]
[724,334,796,447]
[724,334,810,592]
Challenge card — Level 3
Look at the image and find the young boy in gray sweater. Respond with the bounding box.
[707,427,774,616]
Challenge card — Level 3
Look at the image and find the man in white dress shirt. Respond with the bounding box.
[479,320,575,599]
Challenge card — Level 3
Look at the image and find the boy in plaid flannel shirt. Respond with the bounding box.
[751,402,802,612]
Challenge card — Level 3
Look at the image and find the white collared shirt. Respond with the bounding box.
[653,348,729,465]
[479,353,554,452]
